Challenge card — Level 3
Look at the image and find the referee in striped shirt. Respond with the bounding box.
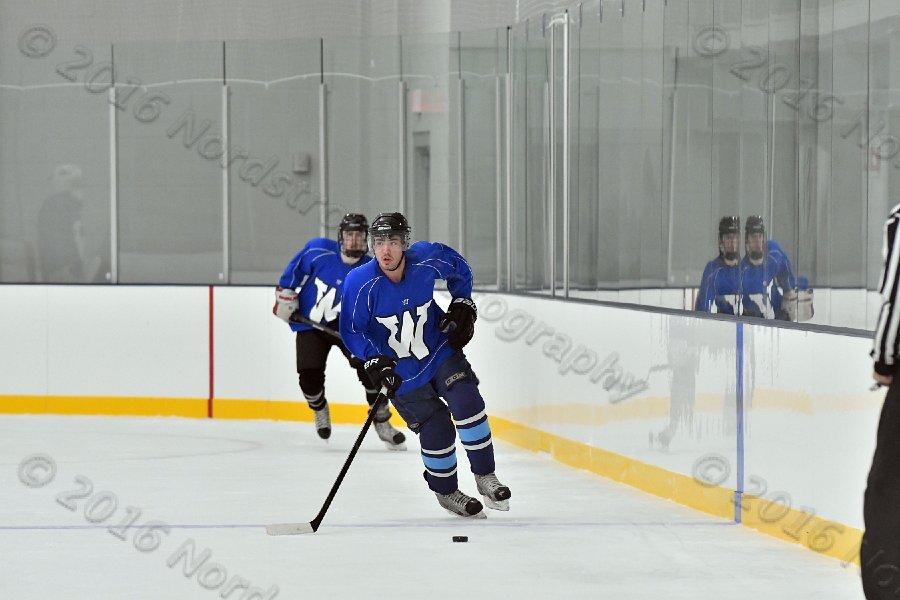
[863,203,900,599]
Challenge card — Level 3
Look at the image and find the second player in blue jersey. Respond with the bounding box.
[695,216,743,314]
[273,213,406,449]
[739,215,797,320]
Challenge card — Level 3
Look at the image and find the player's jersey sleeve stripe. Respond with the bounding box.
[308,251,335,263]
[349,275,381,329]
[410,261,443,277]
[346,275,382,357]
[287,247,332,288]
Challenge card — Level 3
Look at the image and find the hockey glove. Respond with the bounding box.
[439,297,477,350]
[364,356,403,398]
[273,287,299,322]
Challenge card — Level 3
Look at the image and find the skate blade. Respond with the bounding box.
[446,508,487,519]
[482,496,510,511]
[382,440,407,451]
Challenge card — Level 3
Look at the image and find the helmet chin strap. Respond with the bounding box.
[384,253,405,272]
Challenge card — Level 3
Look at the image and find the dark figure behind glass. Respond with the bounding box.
[37,164,85,282]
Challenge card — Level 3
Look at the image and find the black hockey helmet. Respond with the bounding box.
[744,215,766,261]
[338,213,368,258]
[718,216,740,262]
[339,213,368,234]
[745,215,765,236]
[718,216,740,238]
[369,212,411,251]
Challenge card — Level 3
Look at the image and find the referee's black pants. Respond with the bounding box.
[862,379,900,598]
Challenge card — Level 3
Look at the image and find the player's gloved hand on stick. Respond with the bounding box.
[364,356,403,398]
[273,287,299,322]
[439,297,477,350]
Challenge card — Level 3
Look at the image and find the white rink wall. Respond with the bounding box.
[1,285,209,398]
[0,285,882,536]
[742,326,879,530]
[464,293,880,531]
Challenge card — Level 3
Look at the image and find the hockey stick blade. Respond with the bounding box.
[265,390,389,536]
[266,522,316,536]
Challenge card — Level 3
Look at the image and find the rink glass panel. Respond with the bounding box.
[321,33,401,241]
[401,32,453,249]
[1,1,898,330]
[224,38,323,285]
[459,28,506,288]
[0,39,111,284]
[114,40,225,284]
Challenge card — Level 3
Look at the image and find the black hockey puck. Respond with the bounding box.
[452,535,468,543]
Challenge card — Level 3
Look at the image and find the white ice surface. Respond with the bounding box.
[0,415,863,599]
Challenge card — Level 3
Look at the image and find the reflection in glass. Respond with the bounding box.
[115,41,224,284]
[226,38,323,285]
[324,35,401,229]
[0,43,111,283]
[0,3,896,330]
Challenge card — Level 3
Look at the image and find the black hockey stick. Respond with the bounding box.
[265,389,389,536]
[288,311,342,341]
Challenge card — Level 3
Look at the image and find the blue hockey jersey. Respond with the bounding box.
[739,239,796,318]
[340,241,473,396]
[277,238,372,333]
[695,256,741,315]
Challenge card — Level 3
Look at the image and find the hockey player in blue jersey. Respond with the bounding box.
[695,216,742,314]
[739,215,797,320]
[656,217,740,451]
[340,212,511,518]
[273,213,406,450]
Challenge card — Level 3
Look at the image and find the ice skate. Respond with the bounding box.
[312,403,331,440]
[435,489,486,518]
[474,473,511,511]
[372,403,407,450]
[373,420,407,451]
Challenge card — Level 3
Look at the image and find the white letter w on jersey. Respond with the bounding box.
[308,278,340,323]
[376,300,432,360]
